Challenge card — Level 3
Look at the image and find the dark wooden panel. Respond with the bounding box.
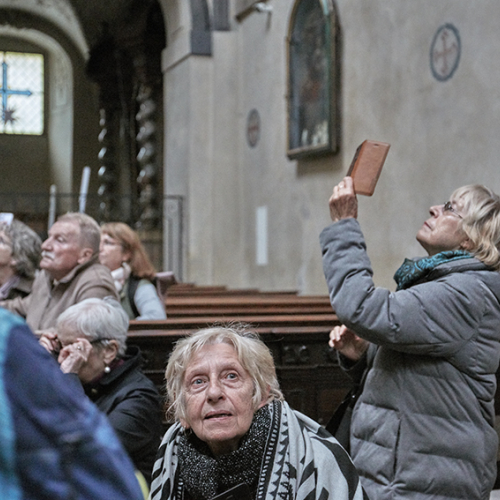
[128,322,352,426]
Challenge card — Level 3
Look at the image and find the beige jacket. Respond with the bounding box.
[0,256,118,331]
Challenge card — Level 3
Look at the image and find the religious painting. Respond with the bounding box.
[287,0,339,160]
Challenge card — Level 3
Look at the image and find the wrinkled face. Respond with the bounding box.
[56,324,107,384]
[181,343,266,456]
[99,232,129,272]
[416,199,469,256]
[40,221,89,281]
[0,231,13,269]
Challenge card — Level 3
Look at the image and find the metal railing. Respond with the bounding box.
[0,192,185,281]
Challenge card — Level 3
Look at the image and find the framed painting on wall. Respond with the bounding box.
[287,0,339,160]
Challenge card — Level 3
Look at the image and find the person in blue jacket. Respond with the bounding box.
[0,306,144,500]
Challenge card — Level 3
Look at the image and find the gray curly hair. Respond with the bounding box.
[56,297,129,357]
[0,220,42,279]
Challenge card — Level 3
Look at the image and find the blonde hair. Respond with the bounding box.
[165,324,283,423]
[452,184,500,270]
[101,222,156,279]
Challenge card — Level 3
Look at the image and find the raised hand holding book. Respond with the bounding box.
[347,140,390,196]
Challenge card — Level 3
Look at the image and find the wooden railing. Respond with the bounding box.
[127,283,351,425]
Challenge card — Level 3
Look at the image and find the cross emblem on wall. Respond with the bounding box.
[430,23,461,82]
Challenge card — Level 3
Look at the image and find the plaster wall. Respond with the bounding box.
[163,52,217,283]
[337,0,500,289]
[163,0,500,293]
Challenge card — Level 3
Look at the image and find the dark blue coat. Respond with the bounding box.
[0,307,143,499]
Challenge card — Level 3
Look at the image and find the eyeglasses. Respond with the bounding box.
[57,338,113,351]
[443,201,463,219]
[90,338,113,346]
[101,239,121,247]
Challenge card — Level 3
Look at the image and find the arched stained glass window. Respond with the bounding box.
[0,51,44,135]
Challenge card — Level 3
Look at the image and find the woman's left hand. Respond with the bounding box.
[329,325,368,361]
[58,338,92,374]
[329,176,358,222]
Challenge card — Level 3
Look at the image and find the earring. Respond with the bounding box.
[104,365,111,374]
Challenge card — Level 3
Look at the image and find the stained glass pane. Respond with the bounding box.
[0,51,44,135]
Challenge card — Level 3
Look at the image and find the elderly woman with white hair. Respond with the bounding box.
[39,297,163,486]
[149,325,365,500]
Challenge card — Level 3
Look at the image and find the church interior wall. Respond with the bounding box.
[338,0,500,289]
[164,0,346,293]
[163,0,500,294]
[3,0,500,295]
[210,30,245,288]
[0,15,100,204]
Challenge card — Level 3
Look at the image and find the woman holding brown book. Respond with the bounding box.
[321,176,500,500]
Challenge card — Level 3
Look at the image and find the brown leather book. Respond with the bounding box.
[347,140,390,196]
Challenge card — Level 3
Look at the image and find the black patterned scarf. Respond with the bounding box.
[393,250,471,290]
[150,400,365,500]
[177,406,270,499]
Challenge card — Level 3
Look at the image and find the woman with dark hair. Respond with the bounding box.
[99,222,166,320]
[0,219,41,300]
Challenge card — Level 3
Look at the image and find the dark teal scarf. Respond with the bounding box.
[393,250,471,290]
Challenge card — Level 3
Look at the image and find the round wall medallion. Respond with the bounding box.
[430,23,461,82]
[246,108,260,148]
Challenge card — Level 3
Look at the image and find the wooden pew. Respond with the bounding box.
[165,286,334,317]
[166,305,335,316]
[128,309,350,426]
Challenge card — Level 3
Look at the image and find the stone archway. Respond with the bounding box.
[0,6,94,199]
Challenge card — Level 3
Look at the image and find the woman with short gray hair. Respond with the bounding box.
[165,325,284,423]
[56,296,128,357]
[40,297,163,486]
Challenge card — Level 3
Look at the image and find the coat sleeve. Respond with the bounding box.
[104,385,162,457]
[0,294,29,319]
[3,315,143,500]
[320,219,486,357]
[134,281,167,320]
[338,342,377,383]
[0,271,40,318]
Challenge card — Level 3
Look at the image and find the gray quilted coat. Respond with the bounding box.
[320,219,500,500]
